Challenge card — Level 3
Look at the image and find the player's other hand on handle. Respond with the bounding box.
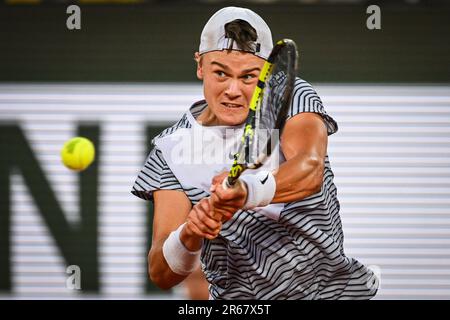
[185,198,222,240]
[210,171,248,221]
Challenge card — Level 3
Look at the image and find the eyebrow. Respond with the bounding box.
[210,61,261,74]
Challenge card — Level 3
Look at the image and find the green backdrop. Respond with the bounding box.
[1,2,449,83]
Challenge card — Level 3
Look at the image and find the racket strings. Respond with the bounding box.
[247,43,296,166]
[227,39,297,186]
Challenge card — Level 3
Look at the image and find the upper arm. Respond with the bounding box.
[280,112,328,161]
[281,79,337,161]
[152,190,192,246]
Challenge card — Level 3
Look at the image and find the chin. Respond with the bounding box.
[218,109,248,126]
[221,114,246,126]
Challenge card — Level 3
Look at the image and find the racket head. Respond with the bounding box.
[227,39,298,186]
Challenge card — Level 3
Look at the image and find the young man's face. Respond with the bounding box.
[196,50,265,126]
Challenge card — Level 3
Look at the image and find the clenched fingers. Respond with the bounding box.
[186,199,222,240]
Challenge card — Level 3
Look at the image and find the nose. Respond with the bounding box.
[224,79,242,100]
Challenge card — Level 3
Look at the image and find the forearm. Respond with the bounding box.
[148,241,187,290]
[272,154,324,203]
[148,225,203,290]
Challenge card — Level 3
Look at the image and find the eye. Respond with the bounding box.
[242,74,257,82]
[215,71,226,78]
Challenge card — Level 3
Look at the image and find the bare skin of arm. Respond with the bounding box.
[183,267,210,300]
[149,190,222,290]
[148,190,193,290]
[272,112,328,202]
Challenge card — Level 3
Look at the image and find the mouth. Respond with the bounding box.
[221,102,244,109]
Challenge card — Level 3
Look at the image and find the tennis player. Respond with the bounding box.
[132,6,379,299]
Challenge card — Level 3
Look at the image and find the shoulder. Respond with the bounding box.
[151,99,207,144]
[151,114,191,145]
[288,78,338,135]
[292,78,324,107]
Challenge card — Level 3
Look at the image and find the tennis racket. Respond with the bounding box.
[224,38,298,188]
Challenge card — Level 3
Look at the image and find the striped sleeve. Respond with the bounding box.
[131,146,183,201]
[287,78,338,135]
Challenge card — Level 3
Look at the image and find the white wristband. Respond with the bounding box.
[239,170,276,209]
[162,223,201,276]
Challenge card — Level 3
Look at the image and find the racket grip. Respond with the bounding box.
[222,176,238,190]
[222,177,231,190]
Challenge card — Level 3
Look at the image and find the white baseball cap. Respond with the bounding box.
[199,6,273,60]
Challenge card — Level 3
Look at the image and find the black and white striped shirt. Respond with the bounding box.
[132,79,379,299]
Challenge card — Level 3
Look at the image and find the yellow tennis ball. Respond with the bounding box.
[61,137,95,171]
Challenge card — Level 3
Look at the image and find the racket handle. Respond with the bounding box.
[222,177,230,190]
[222,176,237,190]
[213,176,240,221]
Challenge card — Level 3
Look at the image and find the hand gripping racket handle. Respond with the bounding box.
[222,176,233,190]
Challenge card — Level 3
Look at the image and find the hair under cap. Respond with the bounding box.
[199,6,273,60]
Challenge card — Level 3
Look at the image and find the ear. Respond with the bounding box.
[194,52,203,80]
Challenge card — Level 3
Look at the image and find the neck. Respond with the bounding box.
[196,106,220,126]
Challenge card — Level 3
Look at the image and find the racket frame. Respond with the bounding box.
[225,39,298,188]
